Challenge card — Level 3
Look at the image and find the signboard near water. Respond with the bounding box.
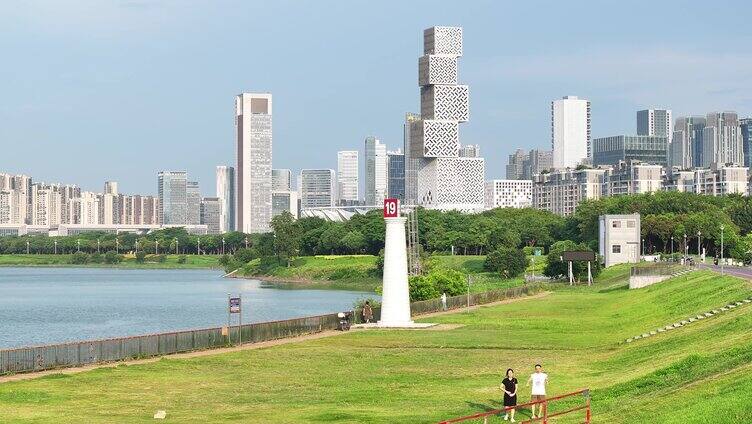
[229,297,241,314]
[561,251,596,262]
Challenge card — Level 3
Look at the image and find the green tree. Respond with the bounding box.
[104,251,122,264]
[484,248,527,278]
[270,211,302,266]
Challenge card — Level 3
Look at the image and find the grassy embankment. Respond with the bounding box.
[1,269,750,423]
[236,254,547,292]
[0,254,221,269]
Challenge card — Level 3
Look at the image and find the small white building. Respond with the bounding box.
[484,180,532,209]
[599,214,640,268]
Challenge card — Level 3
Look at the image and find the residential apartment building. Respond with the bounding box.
[532,168,606,216]
[484,180,532,209]
[506,149,526,179]
[364,136,387,205]
[702,112,744,167]
[522,149,553,180]
[671,117,706,169]
[602,161,662,197]
[637,109,672,138]
[552,95,591,168]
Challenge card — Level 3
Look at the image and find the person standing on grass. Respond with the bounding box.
[362,301,373,323]
[441,292,447,311]
[527,364,548,419]
[501,368,518,422]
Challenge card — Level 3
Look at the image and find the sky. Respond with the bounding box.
[1,0,751,196]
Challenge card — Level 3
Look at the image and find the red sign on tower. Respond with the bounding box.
[383,198,399,218]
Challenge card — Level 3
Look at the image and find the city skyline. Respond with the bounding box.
[2,1,750,195]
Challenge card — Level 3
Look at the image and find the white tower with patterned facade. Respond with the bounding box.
[410,26,484,212]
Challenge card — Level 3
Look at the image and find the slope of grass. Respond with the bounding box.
[0,254,221,269]
[1,269,749,423]
[238,255,382,291]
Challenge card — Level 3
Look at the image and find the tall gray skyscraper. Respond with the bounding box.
[186,181,201,225]
[637,109,673,137]
[200,197,221,234]
[235,93,273,233]
[215,165,235,233]
[402,112,422,205]
[337,151,358,204]
[741,118,752,168]
[300,169,336,209]
[364,136,387,205]
[702,112,744,167]
[411,26,485,211]
[157,171,187,225]
[387,150,405,201]
[272,169,292,192]
[522,149,553,179]
[506,149,526,179]
[671,117,705,169]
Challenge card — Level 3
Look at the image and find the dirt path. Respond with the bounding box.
[0,291,549,384]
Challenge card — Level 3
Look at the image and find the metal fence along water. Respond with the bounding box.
[1,284,539,376]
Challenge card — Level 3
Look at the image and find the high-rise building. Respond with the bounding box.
[506,149,526,179]
[459,144,480,158]
[9,174,32,224]
[523,149,553,179]
[671,116,706,169]
[637,109,673,138]
[411,26,485,212]
[157,171,187,225]
[702,112,744,167]
[592,135,668,167]
[104,181,118,195]
[200,197,221,234]
[300,169,336,209]
[31,185,62,226]
[602,161,663,196]
[235,92,273,234]
[403,112,422,205]
[552,95,591,168]
[216,166,235,233]
[0,190,19,224]
[272,169,292,192]
[186,181,201,225]
[387,149,405,201]
[272,191,299,218]
[484,180,532,209]
[742,118,752,168]
[364,136,387,205]
[336,151,359,204]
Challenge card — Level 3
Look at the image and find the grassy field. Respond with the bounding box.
[238,254,543,293]
[2,268,749,423]
[0,254,222,269]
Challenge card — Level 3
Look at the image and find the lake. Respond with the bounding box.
[0,267,377,349]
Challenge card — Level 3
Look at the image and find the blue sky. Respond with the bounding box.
[1,0,751,195]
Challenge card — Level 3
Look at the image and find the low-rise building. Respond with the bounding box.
[484,180,532,209]
[599,214,640,268]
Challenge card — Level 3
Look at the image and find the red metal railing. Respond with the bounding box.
[438,388,591,424]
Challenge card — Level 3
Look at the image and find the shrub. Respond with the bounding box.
[427,269,466,296]
[88,253,103,263]
[408,275,440,301]
[233,248,255,265]
[177,255,187,264]
[70,252,88,264]
[484,248,527,278]
[104,251,122,264]
[153,254,167,263]
[135,251,147,263]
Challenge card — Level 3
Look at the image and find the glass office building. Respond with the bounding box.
[592,135,668,167]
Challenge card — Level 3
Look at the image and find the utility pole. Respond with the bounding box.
[720,225,725,275]
[697,231,702,262]
[155,240,159,255]
[197,237,201,255]
[115,238,119,254]
[222,238,226,255]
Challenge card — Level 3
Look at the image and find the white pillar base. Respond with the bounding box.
[378,216,414,327]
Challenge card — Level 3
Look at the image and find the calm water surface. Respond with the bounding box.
[0,267,377,349]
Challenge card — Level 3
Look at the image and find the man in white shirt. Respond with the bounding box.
[527,364,548,419]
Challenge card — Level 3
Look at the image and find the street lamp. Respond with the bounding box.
[197,237,201,255]
[26,240,30,254]
[77,239,80,253]
[697,231,702,261]
[222,237,226,255]
[54,240,57,255]
[115,238,119,254]
[135,240,139,253]
[97,239,101,254]
[671,236,674,260]
[244,237,249,249]
[720,224,725,275]
[642,238,645,256]
[155,240,159,255]
[684,233,688,261]
[175,237,179,254]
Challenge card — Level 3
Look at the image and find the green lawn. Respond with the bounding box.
[2,269,749,423]
[0,254,222,269]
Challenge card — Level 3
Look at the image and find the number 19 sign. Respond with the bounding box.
[383,198,399,218]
